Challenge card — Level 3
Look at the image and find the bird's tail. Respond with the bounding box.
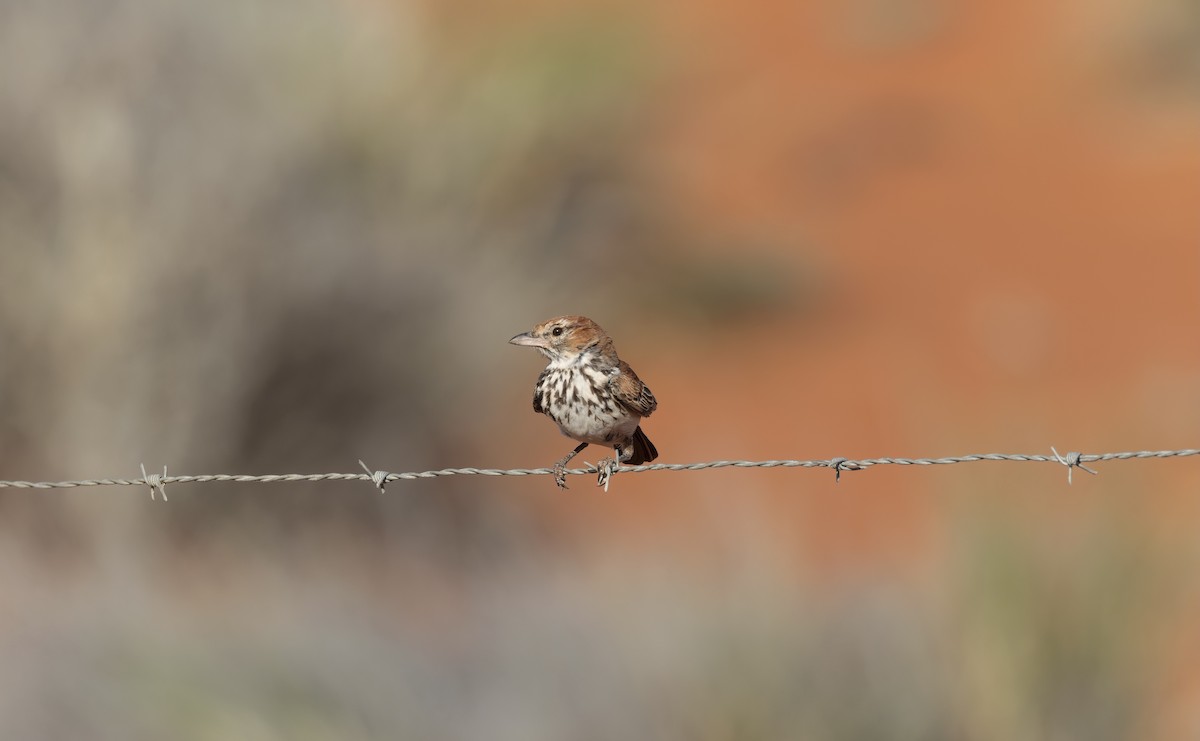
[627,427,658,465]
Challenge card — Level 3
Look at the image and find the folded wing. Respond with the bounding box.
[610,360,657,417]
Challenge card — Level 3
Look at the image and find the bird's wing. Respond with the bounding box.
[611,360,657,417]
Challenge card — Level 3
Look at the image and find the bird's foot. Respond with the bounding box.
[550,442,589,490]
[596,457,619,492]
[552,460,570,490]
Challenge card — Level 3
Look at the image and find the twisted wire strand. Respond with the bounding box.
[0,449,1195,492]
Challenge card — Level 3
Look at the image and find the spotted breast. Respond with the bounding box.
[535,360,641,446]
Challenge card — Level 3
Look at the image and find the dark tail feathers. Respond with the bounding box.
[627,427,658,465]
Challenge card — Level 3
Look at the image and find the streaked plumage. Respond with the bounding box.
[510,315,658,488]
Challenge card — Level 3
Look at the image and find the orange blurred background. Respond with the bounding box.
[0,0,1197,737]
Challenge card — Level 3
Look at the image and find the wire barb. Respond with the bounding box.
[140,463,168,501]
[358,460,390,493]
[827,457,858,483]
[1050,447,1099,484]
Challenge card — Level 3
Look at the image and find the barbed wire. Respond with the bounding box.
[0,448,1195,500]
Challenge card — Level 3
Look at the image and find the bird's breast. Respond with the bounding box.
[535,364,637,444]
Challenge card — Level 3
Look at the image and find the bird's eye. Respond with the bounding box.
[551,327,564,337]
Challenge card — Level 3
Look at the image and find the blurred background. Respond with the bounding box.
[0,0,1198,737]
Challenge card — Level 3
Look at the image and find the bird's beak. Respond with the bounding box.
[509,332,549,349]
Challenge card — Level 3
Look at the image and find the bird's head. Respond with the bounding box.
[509,315,610,364]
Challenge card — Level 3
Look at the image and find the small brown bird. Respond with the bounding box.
[510,315,658,489]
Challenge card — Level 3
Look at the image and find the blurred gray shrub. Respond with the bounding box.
[0,0,660,543]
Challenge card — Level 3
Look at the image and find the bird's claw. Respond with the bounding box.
[552,461,570,489]
[596,457,618,492]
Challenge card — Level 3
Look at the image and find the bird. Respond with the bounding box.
[510,315,658,489]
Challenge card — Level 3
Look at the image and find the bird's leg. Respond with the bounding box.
[553,442,589,489]
[595,446,632,492]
